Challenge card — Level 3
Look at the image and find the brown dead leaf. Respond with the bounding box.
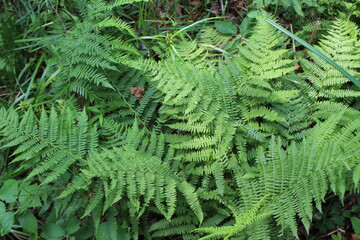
[176,3,183,16]
[130,87,145,100]
[352,233,360,240]
[191,0,200,7]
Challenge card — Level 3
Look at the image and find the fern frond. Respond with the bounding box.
[234,117,360,237]
[232,18,297,135]
[106,0,149,10]
[301,18,360,100]
[195,195,272,240]
[97,16,136,37]
[0,107,98,184]
[77,146,203,221]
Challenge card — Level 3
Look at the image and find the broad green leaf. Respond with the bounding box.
[0,202,14,236]
[215,21,237,35]
[18,210,38,233]
[0,179,19,203]
[95,221,130,240]
[351,217,360,237]
[66,218,81,235]
[19,184,42,207]
[96,222,113,240]
[73,224,95,240]
[290,0,304,16]
[240,18,253,37]
[42,223,65,239]
[331,232,342,240]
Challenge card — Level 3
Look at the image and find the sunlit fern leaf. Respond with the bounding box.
[97,16,136,37]
[41,0,142,100]
[301,18,360,100]
[232,18,297,136]
[195,195,272,240]
[140,58,237,194]
[75,146,203,221]
[233,116,360,237]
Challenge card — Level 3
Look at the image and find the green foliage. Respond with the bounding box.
[0,14,18,80]
[250,0,313,17]
[0,202,14,236]
[301,18,360,100]
[0,106,97,184]
[235,117,359,237]
[249,0,360,22]
[0,1,360,239]
[35,0,146,102]
[195,195,272,240]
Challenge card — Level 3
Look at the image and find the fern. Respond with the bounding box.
[195,195,272,240]
[197,27,240,55]
[0,106,98,184]
[0,105,205,238]
[250,0,320,17]
[57,123,204,238]
[230,116,360,239]
[301,18,360,100]
[1,5,360,239]
[233,18,300,137]
[97,68,162,130]
[297,20,331,43]
[41,0,144,100]
[71,146,203,221]
[139,58,240,197]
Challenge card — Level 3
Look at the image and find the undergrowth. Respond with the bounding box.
[0,0,359,239]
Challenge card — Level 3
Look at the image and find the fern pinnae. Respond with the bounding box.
[0,106,99,187]
[269,125,356,235]
[97,16,136,37]
[82,180,104,218]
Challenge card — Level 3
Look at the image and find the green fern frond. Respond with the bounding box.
[231,18,297,135]
[77,146,203,221]
[97,16,136,37]
[301,18,360,100]
[0,107,98,185]
[195,195,272,240]
[234,117,360,237]
[41,0,142,100]
[106,0,149,10]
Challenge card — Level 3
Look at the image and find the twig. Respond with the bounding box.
[319,227,345,238]
[303,19,321,58]
[11,233,25,240]
[15,91,21,100]
[48,1,67,31]
[290,24,300,70]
